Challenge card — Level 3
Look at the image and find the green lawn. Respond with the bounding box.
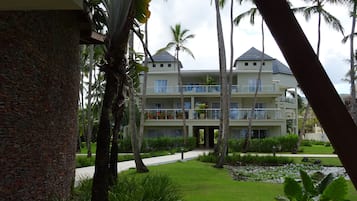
[121,160,357,201]
[299,145,334,154]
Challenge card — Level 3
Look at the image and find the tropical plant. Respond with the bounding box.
[294,0,345,148]
[89,0,151,201]
[275,169,349,201]
[157,23,195,145]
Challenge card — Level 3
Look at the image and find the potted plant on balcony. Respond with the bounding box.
[195,103,207,119]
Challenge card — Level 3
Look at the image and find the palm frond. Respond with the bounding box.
[181,46,195,59]
[320,9,344,35]
[234,8,258,26]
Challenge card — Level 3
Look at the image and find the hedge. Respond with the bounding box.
[228,134,299,153]
[118,137,196,153]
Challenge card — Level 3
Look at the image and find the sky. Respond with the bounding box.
[136,0,356,95]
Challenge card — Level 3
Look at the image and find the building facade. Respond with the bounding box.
[139,47,298,148]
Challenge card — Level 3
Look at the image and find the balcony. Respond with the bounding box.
[144,108,283,120]
[145,84,279,95]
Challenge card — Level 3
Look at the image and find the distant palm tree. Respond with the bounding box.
[157,23,195,145]
[295,0,345,146]
[234,0,266,152]
[342,0,357,122]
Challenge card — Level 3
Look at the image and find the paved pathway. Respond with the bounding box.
[75,150,338,185]
[75,150,210,185]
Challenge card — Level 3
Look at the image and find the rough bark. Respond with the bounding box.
[0,11,80,201]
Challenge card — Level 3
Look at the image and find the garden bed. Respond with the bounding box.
[227,164,348,183]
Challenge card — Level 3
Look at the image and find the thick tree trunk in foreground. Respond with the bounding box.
[0,11,80,201]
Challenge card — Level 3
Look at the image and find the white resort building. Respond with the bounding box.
[139,47,298,148]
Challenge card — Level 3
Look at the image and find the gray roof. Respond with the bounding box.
[151,51,176,62]
[272,60,292,75]
[146,50,183,68]
[236,47,275,61]
[234,47,292,75]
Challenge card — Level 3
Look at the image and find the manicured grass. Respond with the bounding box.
[299,145,334,154]
[121,160,357,201]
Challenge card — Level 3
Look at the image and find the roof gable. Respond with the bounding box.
[236,47,275,61]
[151,51,176,62]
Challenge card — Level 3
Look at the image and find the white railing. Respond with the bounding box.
[145,84,278,94]
[144,108,282,120]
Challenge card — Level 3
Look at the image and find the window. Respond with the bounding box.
[253,62,257,66]
[168,64,172,67]
[230,103,239,119]
[160,64,164,67]
[152,64,156,67]
[248,79,262,92]
[154,80,167,93]
[244,62,248,66]
[262,62,265,66]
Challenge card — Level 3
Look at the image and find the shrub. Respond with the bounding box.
[119,137,196,153]
[76,156,96,168]
[228,134,298,153]
[198,152,294,166]
[72,175,182,201]
[109,174,182,201]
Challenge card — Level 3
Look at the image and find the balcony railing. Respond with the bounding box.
[145,84,278,94]
[144,108,282,120]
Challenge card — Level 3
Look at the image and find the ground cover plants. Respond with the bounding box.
[71,174,182,201]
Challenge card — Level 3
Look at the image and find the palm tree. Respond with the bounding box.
[295,0,345,145]
[128,30,149,173]
[90,1,151,200]
[234,0,266,152]
[157,23,195,145]
[342,0,357,122]
[213,0,230,168]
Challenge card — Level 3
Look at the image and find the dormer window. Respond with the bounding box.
[160,64,164,67]
[244,62,248,66]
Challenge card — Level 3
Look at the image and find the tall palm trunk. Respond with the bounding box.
[350,2,357,123]
[228,0,234,117]
[176,49,188,144]
[129,78,149,172]
[139,22,149,148]
[300,4,322,146]
[86,44,94,158]
[128,30,148,172]
[214,0,230,168]
[243,19,265,152]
